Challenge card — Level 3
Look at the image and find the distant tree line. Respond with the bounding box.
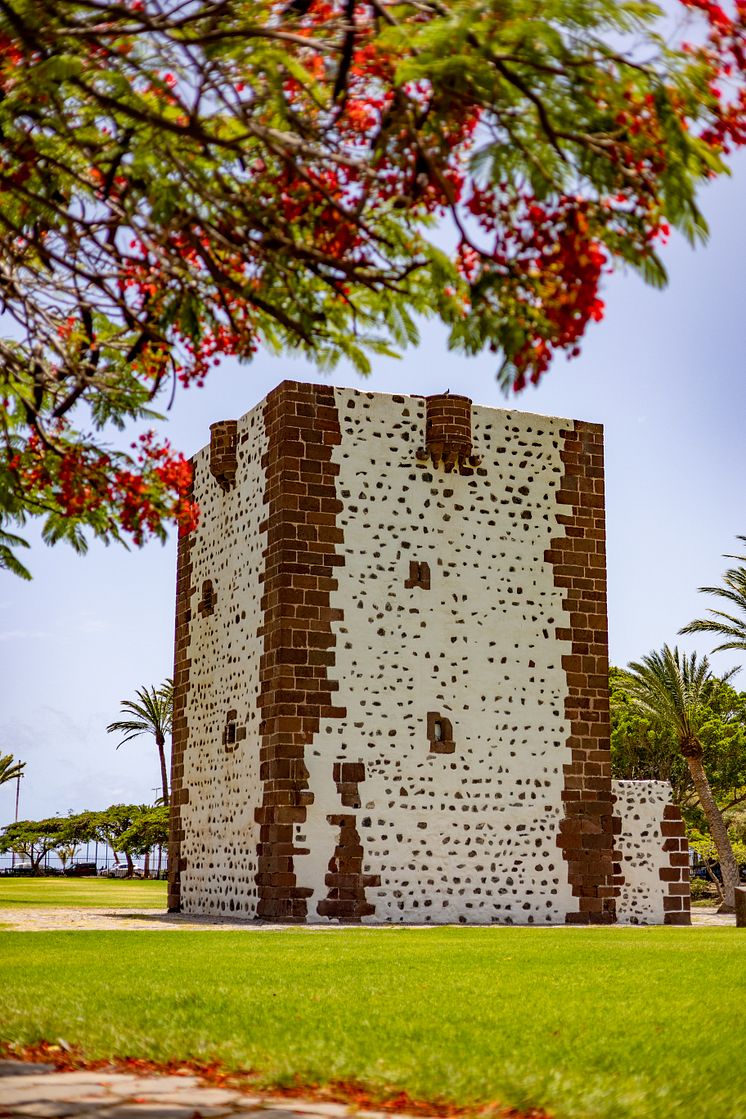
[0,804,168,877]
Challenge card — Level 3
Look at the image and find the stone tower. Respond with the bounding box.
[168,381,690,926]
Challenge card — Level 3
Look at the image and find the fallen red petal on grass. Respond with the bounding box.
[0,1042,552,1119]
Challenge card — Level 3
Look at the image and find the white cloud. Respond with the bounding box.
[0,628,52,641]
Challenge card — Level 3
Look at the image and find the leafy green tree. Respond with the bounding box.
[0,753,25,787]
[87,804,147,877]
[2,0,746,573]
[54,839,80,872]
[119,806,169,879]
[0,818,62,874]
[0,523,30,581]
[106,681,173,807]
[55,811,100,870]
[680,537,746,655]
[617,646,742,911]
[610,667,746,817]
[688,829,746,904]
[0,811,101,873]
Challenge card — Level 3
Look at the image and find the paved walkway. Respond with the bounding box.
[690,905,736,926]
[0,906,734,932]
[0,1062,408,1119]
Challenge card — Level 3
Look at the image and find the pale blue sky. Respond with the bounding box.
[1,152,744,825]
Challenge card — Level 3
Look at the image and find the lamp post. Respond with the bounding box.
[11,770,22,870]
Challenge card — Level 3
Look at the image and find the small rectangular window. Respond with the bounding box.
[405,560,431,590]
[427,711,455,754]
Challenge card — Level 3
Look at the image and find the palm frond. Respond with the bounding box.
[619,644,725,743]
[680,539,746,658]
[106,681,173,746]
[723,537,746,562]
[0,753,25,786]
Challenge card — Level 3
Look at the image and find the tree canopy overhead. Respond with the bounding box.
[1,0,745,572]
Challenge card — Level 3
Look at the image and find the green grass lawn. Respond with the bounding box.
[0,877,167,909]
[1,927,745,1119]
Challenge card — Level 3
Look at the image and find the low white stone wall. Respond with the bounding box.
[613,780,690,925]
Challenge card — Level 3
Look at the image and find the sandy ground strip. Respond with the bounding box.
[0,907,733,931]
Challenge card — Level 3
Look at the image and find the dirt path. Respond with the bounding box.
[0,907,732,931]
[0,908,363,931]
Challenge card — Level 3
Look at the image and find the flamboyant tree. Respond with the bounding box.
[1,0,746,574]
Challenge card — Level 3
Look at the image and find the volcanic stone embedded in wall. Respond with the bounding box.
[255,381,348,922]
[548,421,616,924]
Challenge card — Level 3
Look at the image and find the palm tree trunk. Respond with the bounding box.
[686,756,739,911]
[156,732,169,807]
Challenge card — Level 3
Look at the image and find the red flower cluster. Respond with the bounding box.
[3,0,746,559]
[682,0,746,150]
[9,429,198,545]
[463,190,608,387]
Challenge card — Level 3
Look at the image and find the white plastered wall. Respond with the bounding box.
[294,387,578,924]
[178,402,267,917]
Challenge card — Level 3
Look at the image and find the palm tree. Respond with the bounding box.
[0,753,26,786]
[680,537,746,655]
[107,680,173,806]
[619,645,741,912]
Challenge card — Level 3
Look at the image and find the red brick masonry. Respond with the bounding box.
[547,421,616,924]
[660,802,691,925]
[209,420,238,491]
[255,381,348,921]
[168,491,194,912]
[318,763,380,922]
[418,393,481,474]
